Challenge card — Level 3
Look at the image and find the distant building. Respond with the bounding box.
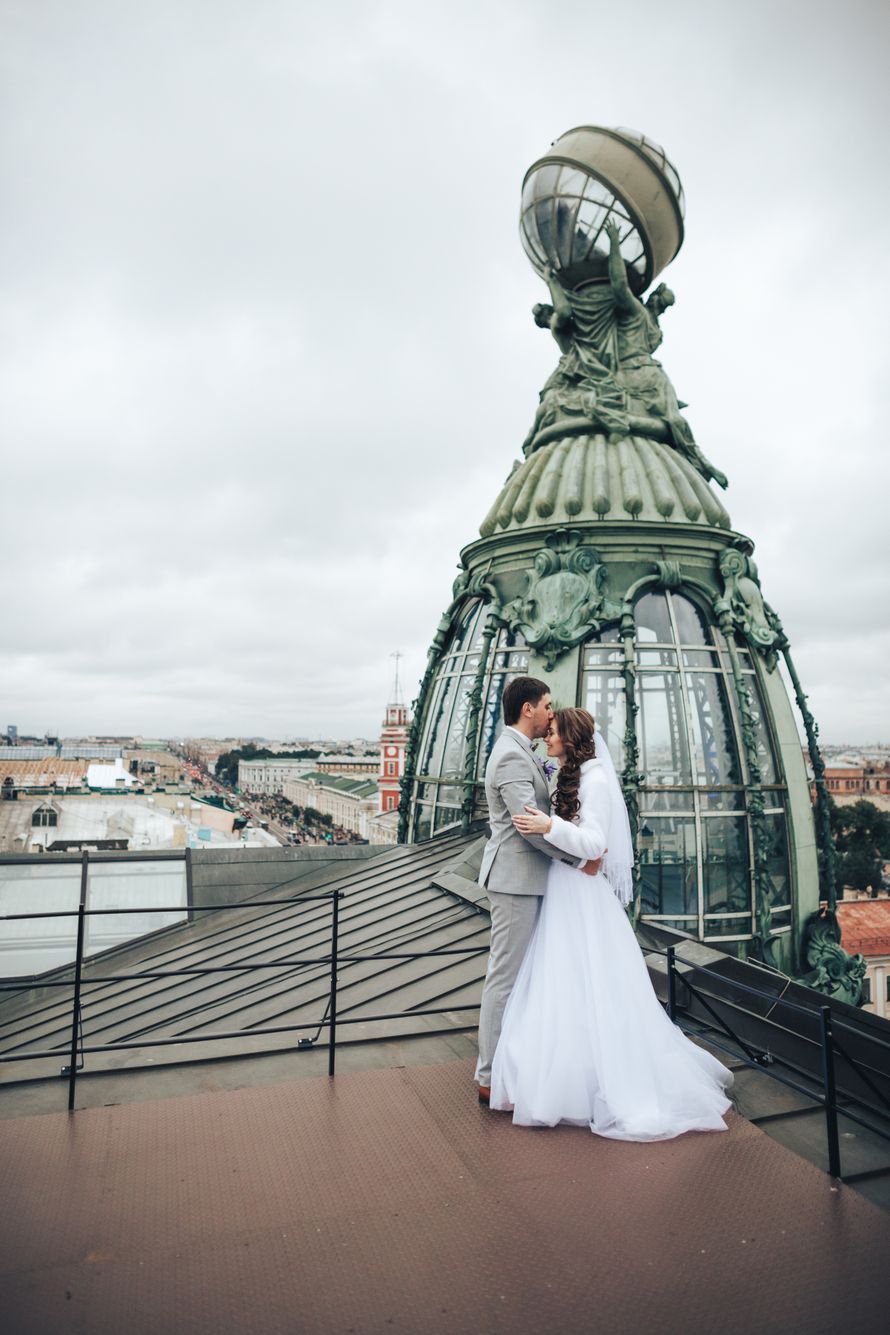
[237,758,315,795]
[86,758,136,790]
[1,759,90,798]
[0,791,272,856]
[823,764,890,798]
[377,658,410,816]
[837,896,890,1019]
[282,771,379,837]
[124,750,184,787]
[367,809,400,845]
[315,755,379,777]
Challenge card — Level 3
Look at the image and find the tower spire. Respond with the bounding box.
[389,650,404,705]
[379,654,410,819]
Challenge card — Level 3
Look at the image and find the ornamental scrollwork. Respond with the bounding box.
[500,529,622,669]
[800,908,866,1007]
[652,559,682,589]
[716,545,781,670]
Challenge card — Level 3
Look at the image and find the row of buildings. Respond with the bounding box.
[822,762,890,803]
[0,746,186,798]
[237,693,409,844]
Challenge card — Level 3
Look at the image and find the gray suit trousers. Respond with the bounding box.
[474,889,540,1086]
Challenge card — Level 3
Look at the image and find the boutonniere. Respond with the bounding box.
[532,744,557,783]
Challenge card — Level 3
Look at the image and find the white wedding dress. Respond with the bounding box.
[490,758,733,1139]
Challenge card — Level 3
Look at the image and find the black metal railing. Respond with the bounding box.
[0,850,486,1110]
[2,853,889,1185]
[656,943,890,1183]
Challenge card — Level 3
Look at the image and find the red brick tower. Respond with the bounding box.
[378,653,409,814]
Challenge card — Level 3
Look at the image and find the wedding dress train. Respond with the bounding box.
[489,758,733,1140]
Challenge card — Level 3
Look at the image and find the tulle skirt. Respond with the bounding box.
[489,863,733,1140]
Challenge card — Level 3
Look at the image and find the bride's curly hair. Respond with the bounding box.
[551,707,597,823]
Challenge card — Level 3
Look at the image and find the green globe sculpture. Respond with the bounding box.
[520,126,685,294]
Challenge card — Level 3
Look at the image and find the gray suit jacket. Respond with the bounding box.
[478,729,582,895]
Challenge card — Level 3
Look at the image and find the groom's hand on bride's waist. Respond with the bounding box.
[581,852,606,876]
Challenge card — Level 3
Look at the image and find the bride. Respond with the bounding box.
[490,706,733,1139]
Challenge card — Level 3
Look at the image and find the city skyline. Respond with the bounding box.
[2,1,888,742]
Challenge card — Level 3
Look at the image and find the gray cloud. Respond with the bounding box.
[1,0,888,741]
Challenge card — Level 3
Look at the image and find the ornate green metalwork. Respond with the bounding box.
[397,587,474,844]
[800,908,866,1006]
[713,600,775,962]
[397,641,443,845]
[500,529,622,669]
[397,567,499,843]
[717,544,780,670]
[459,608,503,832]
[619,605,643,922]
[652,559,682,589]
[779,641,837,908]
[523,226,727,489]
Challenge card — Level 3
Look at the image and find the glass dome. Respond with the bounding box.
[580,592,790,944]
[614,128,686,219]
[409,590,791,951]
[520,162,648,288]
[519,125,686,294]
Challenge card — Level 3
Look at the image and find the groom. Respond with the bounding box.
[475,676,604,1104]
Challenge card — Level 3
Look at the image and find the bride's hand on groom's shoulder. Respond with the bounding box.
[512,805,552,835]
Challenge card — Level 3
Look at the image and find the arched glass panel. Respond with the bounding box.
[580,626,625,773]
[672,596,710,647]
[474,626,529,779]
[638,815,697,926]
[412,601,487,838]
[412,607,530,837]
[635,591,673,643]
[744,675,779,785]
[580,588,790,948]
[685,672,741,787]
[639,670,691,784]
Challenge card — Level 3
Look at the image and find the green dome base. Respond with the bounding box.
[482,429,731,537]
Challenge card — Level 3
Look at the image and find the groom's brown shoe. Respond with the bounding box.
[477,1085,491,1106]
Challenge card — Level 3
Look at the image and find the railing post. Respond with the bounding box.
[667,945,677,1022]
[66,850,89,1111]
[819,1005,842,1178]
[328,891,340,1077]
[184,846,194,921]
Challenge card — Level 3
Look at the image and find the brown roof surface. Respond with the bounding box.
[838,899,890,956]
[0,759,88,786]
[2,1058,890,1334]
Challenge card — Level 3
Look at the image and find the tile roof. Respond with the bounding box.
[0,759,89,787]
[838,900,890,956]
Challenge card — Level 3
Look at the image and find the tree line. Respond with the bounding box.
[214,744,320,787]
[830,798,890,895]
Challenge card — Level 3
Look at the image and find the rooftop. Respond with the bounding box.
[300,770,379,798]
[0,759,88,786]
[2,836,890,1329]
[838,899,890,955]
[2,1058,889,1334]
[479,431,732,537]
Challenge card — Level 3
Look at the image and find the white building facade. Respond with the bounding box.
[282,772,379,838]
[237,758,315,795]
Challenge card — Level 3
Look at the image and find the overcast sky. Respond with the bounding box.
[2,0,888,743]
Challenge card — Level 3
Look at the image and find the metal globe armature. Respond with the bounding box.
[520,126,686,294]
